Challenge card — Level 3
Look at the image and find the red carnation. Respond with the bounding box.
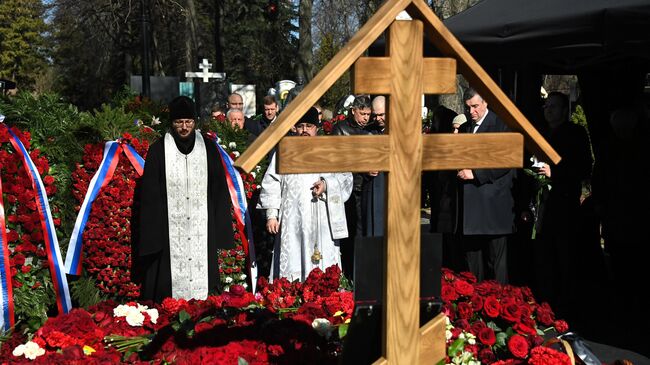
[528,345,572,365]
[507,334,529,359]
[554,320,569,333]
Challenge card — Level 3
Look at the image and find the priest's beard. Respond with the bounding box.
[171,128,196,154]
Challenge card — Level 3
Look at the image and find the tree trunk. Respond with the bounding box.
[184,0,200,71]
[213,0,225,72]
[297,0,313,83]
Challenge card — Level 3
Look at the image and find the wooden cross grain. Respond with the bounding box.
[235,1,559,364]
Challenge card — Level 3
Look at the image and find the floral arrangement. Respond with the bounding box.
[2,266,351,364]
[203,118,265,290]
[440,268,572,364]
[1,265,588,364]
[523,156,552,239]
[0,125,61,331]
[70,133,149,300]
[322,113,346,135]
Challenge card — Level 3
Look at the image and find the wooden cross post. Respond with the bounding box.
[276,20,522,365]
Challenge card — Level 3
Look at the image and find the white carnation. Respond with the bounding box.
[239,274,247,280]
[13,341,45,360]
[113,304,132,317]
[125,309,145,327]
[225,276,233,283]
[146,308,159,324]
[228,142,237,149]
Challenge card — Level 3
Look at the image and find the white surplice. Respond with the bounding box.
[258,154,353,282]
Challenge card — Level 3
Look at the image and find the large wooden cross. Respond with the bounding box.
[235,1,559,364]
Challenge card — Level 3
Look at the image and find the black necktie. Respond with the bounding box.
[471,122,478,133]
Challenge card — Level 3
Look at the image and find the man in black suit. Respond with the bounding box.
[246,95,279,140]
[457,87,515,284]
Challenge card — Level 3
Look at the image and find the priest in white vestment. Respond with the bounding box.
[258,107,353,282]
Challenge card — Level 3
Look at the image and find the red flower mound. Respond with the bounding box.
[71,134,149,299]
[528,346,573,365]
[1,126,62,327]
[440,268,571,364]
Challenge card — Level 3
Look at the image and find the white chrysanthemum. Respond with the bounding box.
[113,304,132,317]
[312,318,333,339]
[125,309,145,326]
[13,341,45,360]
[242,283,248,289]
[146,308,159,324]
[229,142,237,149]
[239,274,247,280]
[232,151,240,158]
[225,276,233,283]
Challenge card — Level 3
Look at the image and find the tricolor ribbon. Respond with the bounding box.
[0,163,15,331]
[206,132,257,292]
[0,120,72,322]
[65,140,144,276]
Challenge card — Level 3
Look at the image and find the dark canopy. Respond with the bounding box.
[443,0,650,72]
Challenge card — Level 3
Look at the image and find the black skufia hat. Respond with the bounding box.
[297,106,321,127]
[169,96,196,121]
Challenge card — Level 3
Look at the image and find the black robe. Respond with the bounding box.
[134,131,234,302]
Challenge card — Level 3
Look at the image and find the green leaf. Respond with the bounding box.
[495,332,507,348]
[238,357,249,365]
[178,310,191,323]
[486,321,502,332]
[338,323,349,339]
[448,338,465,356]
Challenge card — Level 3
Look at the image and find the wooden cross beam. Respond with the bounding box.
[277,21,522,365]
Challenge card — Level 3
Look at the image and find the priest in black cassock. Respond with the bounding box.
[135,96,234,302]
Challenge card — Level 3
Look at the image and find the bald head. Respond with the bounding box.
[372,95,386,127]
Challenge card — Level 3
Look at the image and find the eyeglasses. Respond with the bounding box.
[173,119,195,126]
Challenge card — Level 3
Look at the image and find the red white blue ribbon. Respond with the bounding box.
[2,122,72,316]
[65,140,144,275]
[206,132,257,292]
[0,167,15,331]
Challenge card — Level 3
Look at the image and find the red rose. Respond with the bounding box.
[514,319,538,336]
[453,279,474,296]
[479,348,496,363]
[507,334,529,359]
[501,302,522,322]
[483,295,501,318]
[478,327,496,346]
[456,302,474,319]
[441,284,459,302]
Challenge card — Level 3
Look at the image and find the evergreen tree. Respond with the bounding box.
[0,0,49,90]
